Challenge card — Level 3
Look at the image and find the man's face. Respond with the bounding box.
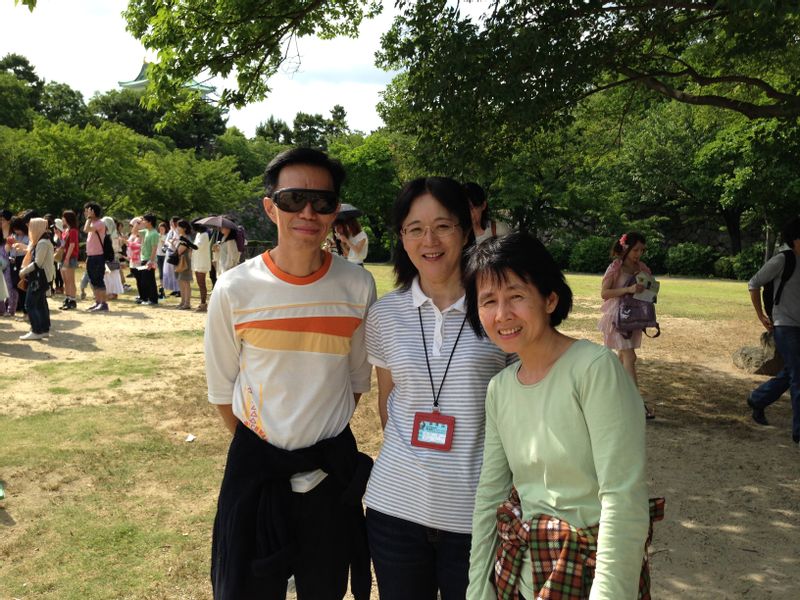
[84,207,93,219]
[263,163,338,252]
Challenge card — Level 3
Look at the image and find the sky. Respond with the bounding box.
[0,0,400,136]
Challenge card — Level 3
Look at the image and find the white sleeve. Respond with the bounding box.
[204,282,241,405]
[349,275,378,393]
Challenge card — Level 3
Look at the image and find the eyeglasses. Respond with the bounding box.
[271,188,339,215]
[401,222,460,240]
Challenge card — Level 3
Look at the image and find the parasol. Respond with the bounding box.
[194,215,238,230]
[335,203,362,221]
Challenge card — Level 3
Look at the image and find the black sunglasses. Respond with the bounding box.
[271,188,339,215]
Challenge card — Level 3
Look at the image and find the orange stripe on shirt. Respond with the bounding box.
[238,329,351,355]
[235,316,362,337]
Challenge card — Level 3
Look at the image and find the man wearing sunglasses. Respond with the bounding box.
[205,147,377,600]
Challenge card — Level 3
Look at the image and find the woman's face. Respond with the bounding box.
[469,201,486,229]
[625,241,646,266]
[401,193,468,287]
[476,269,558,356]
[221,227,231,237]
[178,225,187,236]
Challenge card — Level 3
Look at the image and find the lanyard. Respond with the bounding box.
[418,306,467,411]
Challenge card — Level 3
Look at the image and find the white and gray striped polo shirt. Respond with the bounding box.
[364,278,515,533]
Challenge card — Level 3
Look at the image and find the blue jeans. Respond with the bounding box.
[750,326,800,441]
[366,508,471,600]
[25,283,50,334]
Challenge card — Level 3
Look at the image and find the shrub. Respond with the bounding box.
[569,236,612,273]
[547,239,571,270]
[643,244,667,274]
[714,256,736,279]
[732,244,765,280]
[665,243,717,276]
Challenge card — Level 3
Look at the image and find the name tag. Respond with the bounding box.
[411,411,455,451]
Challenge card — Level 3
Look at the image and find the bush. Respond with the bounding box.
[569,236,612,273]
[547,239,571,270]
[732,244,765,280]
[665,243,717,276]
[643,244,667,274]
[714,256,736,279]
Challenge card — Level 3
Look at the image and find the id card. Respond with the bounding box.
[411,411,455,451]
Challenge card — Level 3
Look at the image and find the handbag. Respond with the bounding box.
[175,253,189,273]
[106,259,121,271]
[53,247,65,263]
[616,276,660,339]
[166,251,180,266]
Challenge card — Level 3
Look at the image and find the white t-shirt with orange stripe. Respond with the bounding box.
[205,250,377,492]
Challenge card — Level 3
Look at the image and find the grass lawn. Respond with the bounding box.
[0,264,791,599]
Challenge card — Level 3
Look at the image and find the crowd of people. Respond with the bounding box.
[4,145,797,600]
[0,205,243,340]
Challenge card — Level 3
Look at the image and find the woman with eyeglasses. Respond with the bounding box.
[364,177,513,600]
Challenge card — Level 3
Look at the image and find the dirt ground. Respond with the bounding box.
[2,286,799,599]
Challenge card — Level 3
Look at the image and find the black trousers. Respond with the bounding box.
[250,475,350,600]
[138,266,159,303]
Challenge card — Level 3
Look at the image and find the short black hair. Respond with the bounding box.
[142,214,157,227]
[0,209,12,221]
[62,210,78,229]
[464,232,573,337]
[176,219,192,234]
[263,147,346,197]
[10,217,27,235]
[782,216,800,247]
[83,202,103,218]
[193,222,207,233]
[392,177,475,289]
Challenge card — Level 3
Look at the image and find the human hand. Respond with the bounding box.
[634,283,645,294]
[758,313,774,332]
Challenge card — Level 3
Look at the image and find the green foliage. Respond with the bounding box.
[732,244,766,280]
[665,243,718,276]
[0,52,43,108]
[39,81,91,127]
[124,0,381,111]
[255,116,292,144]
[568,236,611,274]
[714,255,736,279]
[546,239,570,270]
[0,72,33,129]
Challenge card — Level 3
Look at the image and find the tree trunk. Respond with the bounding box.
[764,225,776,261]
[721,208,742,254]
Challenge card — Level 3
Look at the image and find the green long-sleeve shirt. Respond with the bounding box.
[467,340,649,600]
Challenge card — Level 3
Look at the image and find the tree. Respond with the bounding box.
[0,72,33,129]
[292,112,329,149]
[89,88,226,154]
[0,53,43,109]
[380,1,800,134]
[38,81,91,127]
[124,0,380,109]
[255,116,292,144]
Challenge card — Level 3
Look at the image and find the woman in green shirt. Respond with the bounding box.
[463,232,650,600]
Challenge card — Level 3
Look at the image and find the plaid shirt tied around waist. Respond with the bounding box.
[494,488,665,600]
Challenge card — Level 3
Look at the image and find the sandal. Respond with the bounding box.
[645,404,656,420]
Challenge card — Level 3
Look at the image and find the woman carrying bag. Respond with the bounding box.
[18,218,55,340]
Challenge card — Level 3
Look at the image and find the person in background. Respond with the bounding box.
[364,177,512,600]
[464,182,511,244]
[137,214,161,306]
[156,221,169,298]
[214,225,240,276]
[192,222,211,312]
[334,215,368,266]
[464,233,651,600]
[18,218,55,340]
[746,216,800,446]
[51,216,65,296]
[101,216,124,301]
[175,219,197,310]
[8,217,29,318]
[58,210,80,310]
[0,209,18,316]
[83,201,109,313]
[598,231,655,419]
[162,217,181,297]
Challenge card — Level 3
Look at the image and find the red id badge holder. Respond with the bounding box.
[411,410,455,451]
